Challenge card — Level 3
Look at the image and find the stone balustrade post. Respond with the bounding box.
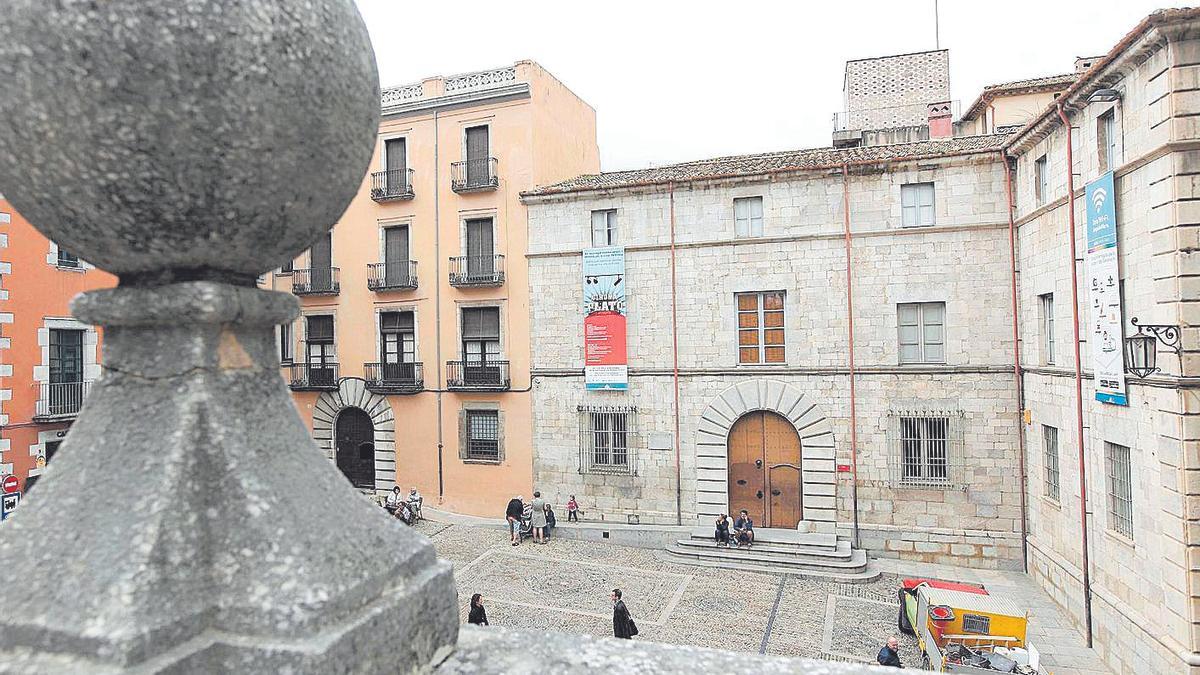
[0,1,457,672]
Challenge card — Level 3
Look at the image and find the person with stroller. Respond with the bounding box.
[505,495,524,546]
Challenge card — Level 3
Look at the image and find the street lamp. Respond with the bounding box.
[1124,317,1180,378]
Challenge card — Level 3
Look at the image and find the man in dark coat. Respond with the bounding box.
[877,635,902,667]
[505,495,524,546]
[611,588,635,639]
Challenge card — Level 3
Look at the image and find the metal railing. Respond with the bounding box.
[448,254,504,287]
[370,169,414,202]
[291,267,340,295]
[288,362,339,390]
[33,380,92,419]
[450,157,498,192]
[446,360,510,390]
[364,362,424,393]
[367,261,418,291]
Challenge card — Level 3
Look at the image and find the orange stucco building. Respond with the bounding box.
[0,198,115,505]
[260,62,599,515]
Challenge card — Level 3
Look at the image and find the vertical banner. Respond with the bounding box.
[583,246,627,390]
[1085,170,1128,406]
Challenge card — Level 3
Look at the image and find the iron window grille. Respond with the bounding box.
[578,405,637,475]
[1042,425,1060,501]
[961,614,990,635]
[887,408,964,488]
[897,302,945,364]
[1105,441,1134,539]
[466,410,500,460]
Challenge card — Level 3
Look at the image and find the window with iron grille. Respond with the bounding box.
[962,614,990,635]
[900,183,935,227]
[887,409,963,487]
[591,209,617,247]
[1043,425,1060,501]
[737,291,785,364]
[897,302,945,364]
[1105,441,1133,539]
[734,196,764,237]
[1039,293,1055,365]
[466,410,500,460]
[578,405,637,475]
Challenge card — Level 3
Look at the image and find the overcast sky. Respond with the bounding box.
[356,0,1182,172]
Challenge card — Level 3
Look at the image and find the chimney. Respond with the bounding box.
[927,101,953,139]
[1075,56,1104,73]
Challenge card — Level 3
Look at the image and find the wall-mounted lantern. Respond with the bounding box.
[1124,317,1180,378]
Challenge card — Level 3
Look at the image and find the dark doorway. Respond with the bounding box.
[728,411,802,528]
[335,407,375,490]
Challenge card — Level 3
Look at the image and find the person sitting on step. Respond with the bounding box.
[714,513,731,547]
[733,509,755,548]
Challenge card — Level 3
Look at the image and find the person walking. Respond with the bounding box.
[610,588,637,639]
[467,593,488,626]
[530,491,547,544]
[876,635,902,667]
[567,495,579,522]
[505,495,524,546]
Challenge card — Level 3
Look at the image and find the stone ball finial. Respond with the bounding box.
[0,0,380,281]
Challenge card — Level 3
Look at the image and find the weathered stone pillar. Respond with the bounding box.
[0,1,456,672]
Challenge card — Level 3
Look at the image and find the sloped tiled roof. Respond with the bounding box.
[962,73,1077,120]
[523,134,1012,197]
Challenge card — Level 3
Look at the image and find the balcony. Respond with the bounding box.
[33,381,93,421]
[370,169,414,202]
[446,360,510,391]
[288,362,340,391]
[292,267,340,296]
[367,261,418,291]
[448,254,504,287]
[450,157,498,192]
[364,362,424,393]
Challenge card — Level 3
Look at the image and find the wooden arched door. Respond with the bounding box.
[728,411,802,528]
[335,407,375,489]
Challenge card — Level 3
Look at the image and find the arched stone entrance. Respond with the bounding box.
[696,379,837,533]
[334,407,375,489]
[312,377,395,495]
[728,411,802,528]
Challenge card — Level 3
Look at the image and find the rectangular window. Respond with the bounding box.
[466,410,500,460]
[1043,425,1060,501]
[897,302,945,364]
[1035,155,1048,205]
[279,322,293,364]
[280,257,293,274]
[465,217,496,276]
[591,209,617,247]
[900,183,936,227]
[462,307,501,363]
[1039,293,1055,365]
[736,291,785,364]
[380,311,416,378]
[56,247,79,268]
[49,329,84,384]
[1098,110,1116,172]
[578,406,636,475]
[304,316,335,387]
[889,409,962,487]
[1106,441,1134,539]
[734,196,764,237]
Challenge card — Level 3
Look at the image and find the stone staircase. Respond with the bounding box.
[664,526,879,582]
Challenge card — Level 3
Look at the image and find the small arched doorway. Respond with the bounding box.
[334,407,375,490]
[728,411,802,528]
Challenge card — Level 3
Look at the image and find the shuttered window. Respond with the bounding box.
[737,291,785,364]
[900,183,935,227]
[591,210,617,246]
[380,311,415,365]
[462,307,501,363]
[734,197,764,237]
[898,302,945,364]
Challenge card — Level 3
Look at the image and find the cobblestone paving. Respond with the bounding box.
[415,521,922,665]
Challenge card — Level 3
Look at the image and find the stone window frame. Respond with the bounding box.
[45,240,92,272]
[885,407,964,489]
[577,404,638,476]
[1105,440,1134,540]
[35,317,100,390]
[1042,424,1060,502]
[735,290,786,365]
[458,401,504,464]
[300,311,337,367]
[374,304,419,371]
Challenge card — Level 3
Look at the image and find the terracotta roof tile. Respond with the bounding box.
[962,73,1077,120]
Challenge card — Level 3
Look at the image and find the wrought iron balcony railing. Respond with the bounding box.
[288,362,339,391]
[367,261,418,291]
[448,254,504,287]
[370,168,415,202]
[364,362,424,393]
[33,380,93,420]
[292,267,340,296]
[446,360,510,391]
[450,157,498,192]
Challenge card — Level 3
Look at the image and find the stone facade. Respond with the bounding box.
[525,151,1025,569]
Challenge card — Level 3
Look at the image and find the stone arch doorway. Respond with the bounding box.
[311,378,396,495]
[728,411,802,528]
[335,407,375,490]
[696,379,837,533]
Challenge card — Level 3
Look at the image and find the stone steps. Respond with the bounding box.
[664,527,877,582]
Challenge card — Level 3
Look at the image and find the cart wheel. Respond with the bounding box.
[920,652,932,671]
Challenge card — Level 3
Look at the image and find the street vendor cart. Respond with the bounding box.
[915,586,1041,673]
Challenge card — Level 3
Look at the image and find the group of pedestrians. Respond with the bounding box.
[466,589,637,640]
[504,491,580,546]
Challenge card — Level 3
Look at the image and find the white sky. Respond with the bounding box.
[356,0,1182,172]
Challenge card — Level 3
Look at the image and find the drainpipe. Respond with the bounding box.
[669,181,682,526]
[434,108,445,499]
[1058,102,1093,647]
[841,164,860,548]
[1001,151,1029,573]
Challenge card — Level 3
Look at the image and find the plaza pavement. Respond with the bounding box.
[411,516,1111,674]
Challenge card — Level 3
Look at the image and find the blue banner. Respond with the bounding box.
[1085,171,1127,406]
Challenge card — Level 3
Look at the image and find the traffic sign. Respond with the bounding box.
[1,491,19,520]
[1,475,18,494]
